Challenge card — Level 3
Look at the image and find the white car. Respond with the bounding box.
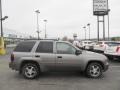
[104,42,120,59]
[93,41,113,53]
[80,41,94,50]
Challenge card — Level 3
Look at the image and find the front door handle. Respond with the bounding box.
[35,55,40,57]
[57,56,62,58]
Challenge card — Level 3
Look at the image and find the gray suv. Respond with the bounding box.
[9,40,109,79]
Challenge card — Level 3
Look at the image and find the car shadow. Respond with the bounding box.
[109,58,120,63]
[13,71,105,80]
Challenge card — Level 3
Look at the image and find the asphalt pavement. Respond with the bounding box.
[0,47,120,90]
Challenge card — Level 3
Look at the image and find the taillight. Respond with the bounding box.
[116,47,120,53]
[11,54,14,62]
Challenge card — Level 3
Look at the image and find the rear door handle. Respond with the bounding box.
[57,56,62,58]
[35,55,40,57]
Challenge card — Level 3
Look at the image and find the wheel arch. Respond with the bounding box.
[19,60,40,73]
[85,60,104,71]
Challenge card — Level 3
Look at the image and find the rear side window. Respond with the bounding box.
[36,41,53,53]
[14,41,35,52]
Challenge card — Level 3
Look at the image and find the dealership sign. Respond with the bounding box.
[93,0,108,16]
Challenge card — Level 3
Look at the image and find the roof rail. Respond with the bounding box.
[39,39,59,41]
[25,38,59,41]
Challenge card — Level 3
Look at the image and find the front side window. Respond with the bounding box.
[56,42,76,54]
[14,41,35,52]
[36,41,53,53]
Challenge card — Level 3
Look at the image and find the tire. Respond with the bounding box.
[22,63,40,79]
[86,62,103,78]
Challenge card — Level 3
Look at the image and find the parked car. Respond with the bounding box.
[104,41,120,60]
[93,41,115,53]
[80,41,94,50]
[9,40,109,79]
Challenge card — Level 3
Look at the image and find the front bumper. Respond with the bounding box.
[103,61,109,72]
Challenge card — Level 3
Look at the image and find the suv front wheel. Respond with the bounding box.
[22,63,40,79]
[86,62,103,78]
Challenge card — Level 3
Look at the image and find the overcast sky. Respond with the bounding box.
[1,0,120,39]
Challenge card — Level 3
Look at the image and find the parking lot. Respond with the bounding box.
[0,47,120,90]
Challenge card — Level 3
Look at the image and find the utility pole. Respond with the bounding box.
[35,10,40,40]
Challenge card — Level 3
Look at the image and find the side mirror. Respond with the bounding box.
[75,50,82,55]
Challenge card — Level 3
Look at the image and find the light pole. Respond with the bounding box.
[35,10,40,40]
[0,15,8,37]
[0,0,8,55]
[0,0,8,37]
[36,30,41,40]
[87,23,90,40]
[83,26,86,40]
[43,19,47,39]
[108,9,110,41]
[0,0,3,37]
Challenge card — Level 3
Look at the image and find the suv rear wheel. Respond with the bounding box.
[22,63,40,79]
[86,62,102,78]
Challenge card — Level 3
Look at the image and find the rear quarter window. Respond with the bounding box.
[14,41,36,52]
